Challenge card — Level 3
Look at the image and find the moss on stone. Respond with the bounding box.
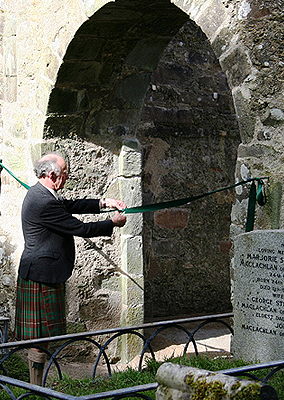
[231,381,241,392]
[191,378,227,400]
[232,383,261,399]
[184,373,194,386]
[186,376,261,400]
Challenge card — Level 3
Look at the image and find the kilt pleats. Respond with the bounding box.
[15,275,66,340]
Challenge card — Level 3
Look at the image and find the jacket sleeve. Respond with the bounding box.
[39,198,114,238]
[63,198,101,214]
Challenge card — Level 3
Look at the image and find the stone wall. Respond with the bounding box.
[0,0,283,360]
[43,1,239,319]
[0,234,16,327]
[137,19,239,317]
[178,0,284,233]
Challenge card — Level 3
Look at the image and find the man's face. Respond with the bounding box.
[54,159,69,191]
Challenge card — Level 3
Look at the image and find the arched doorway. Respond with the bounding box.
[44,0,239,341]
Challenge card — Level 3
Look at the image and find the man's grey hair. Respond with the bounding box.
[34,154,63,178]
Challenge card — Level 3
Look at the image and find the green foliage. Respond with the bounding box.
[1,353,284,399]
[51,367,156,397]
[145,353,252,372]
[0,352,29,382]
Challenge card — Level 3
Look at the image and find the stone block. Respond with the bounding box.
[189,0,229,41]
[118,142,142,177]
[121,234,143,275]
[64,36,103,61]
[4,35,16,76]
[4,18,16,38]
[44,50,61,83]
[156,362,263,400]
[121,274,144,306]
[56,60,101,85]
[118,176,143,236]
[268,182,282,230]
[263,108,284,126]
[154,209,189,229]
[237,143,275,158]
[220,46,251,88]
[121,213,143,237]
[36,77,53,115]
[231,87,255,143]
[119,303,144,362]
[211,26,235,59]
[125,37,170,71]
[48,87,89,114]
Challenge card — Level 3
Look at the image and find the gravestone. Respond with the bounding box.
[232,230,284,362]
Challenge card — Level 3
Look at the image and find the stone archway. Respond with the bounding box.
[43,0,191,360]
[1,0,283,362]
[44,0,239,340]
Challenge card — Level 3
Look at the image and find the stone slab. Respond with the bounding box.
[156,362,262,400]
[232,229,284,362]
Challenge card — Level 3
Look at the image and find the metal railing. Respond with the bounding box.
[1,312,281,399]
[0,374,158,400]
[0,312,234,383]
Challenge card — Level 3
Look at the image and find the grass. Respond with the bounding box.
[1,353,284,399]
[0,351,30,381]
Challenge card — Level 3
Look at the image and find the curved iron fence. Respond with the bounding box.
[0,312,282,399]
[0,312,233,382]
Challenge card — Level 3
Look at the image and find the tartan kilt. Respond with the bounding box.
[14,275,66,340]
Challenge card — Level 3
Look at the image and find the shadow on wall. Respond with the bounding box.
[44,0,189,143]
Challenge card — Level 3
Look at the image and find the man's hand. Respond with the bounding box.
[112,211,127,227]
[101,198,127,211]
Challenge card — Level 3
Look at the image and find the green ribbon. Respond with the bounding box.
[0,160,30,190]
[123,178,267,227]
[0,160,267,231]
[245,179,266,232]
[123,177,267,232]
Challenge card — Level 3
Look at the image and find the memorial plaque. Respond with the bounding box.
[232,230,284,362]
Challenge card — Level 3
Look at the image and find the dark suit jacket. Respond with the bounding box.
[18,182,114,284]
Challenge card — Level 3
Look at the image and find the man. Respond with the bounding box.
[14,153,127,385]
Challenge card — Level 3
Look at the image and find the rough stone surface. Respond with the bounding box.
[0,0,284,362]
[232,230,284,362]
[138,19,239,318]
[156,362,262,400]
[0,235,16,323]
